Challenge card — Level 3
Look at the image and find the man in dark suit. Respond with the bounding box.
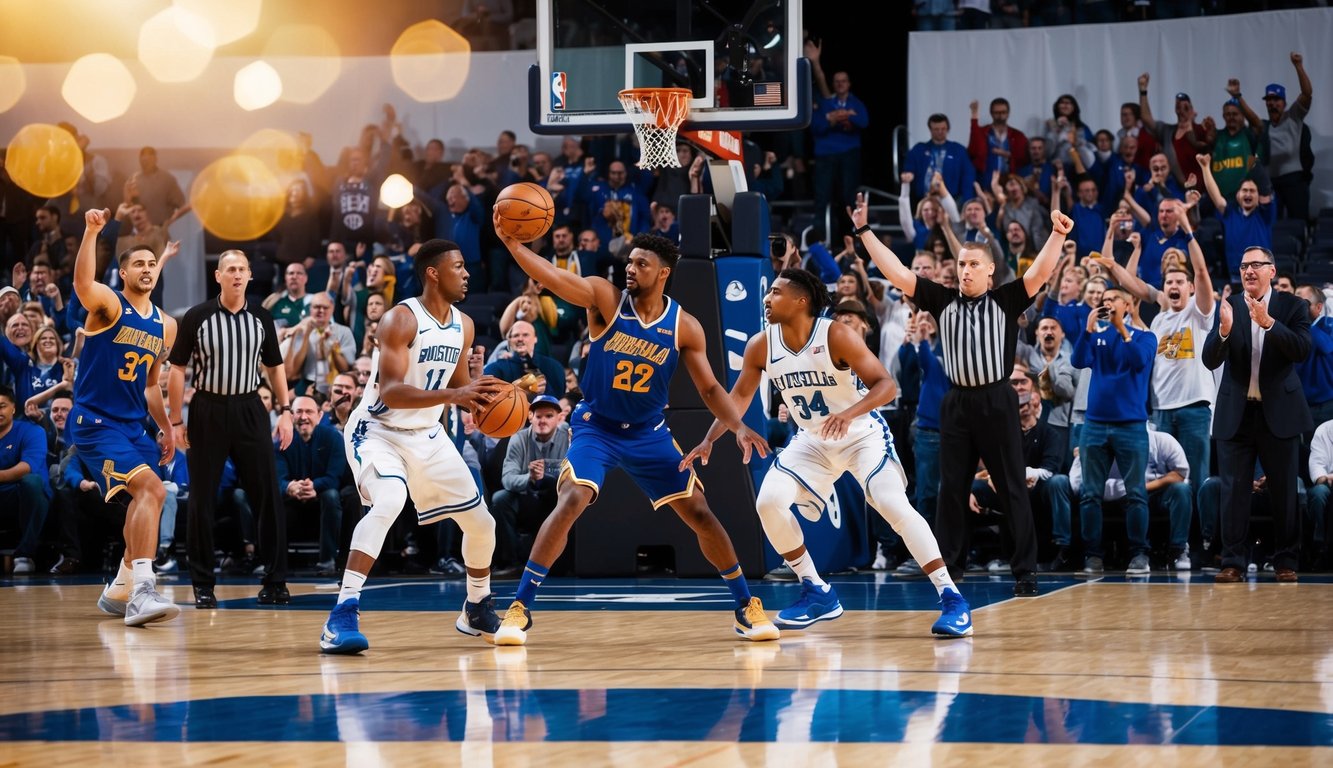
[1202,246,1312,583]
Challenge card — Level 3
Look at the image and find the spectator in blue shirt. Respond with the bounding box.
[897,308,949,526]
[0,386,48,573]
[1296,284,1333,435]
[1017,137,1056,206]
[1130,198,1192,288]
[1071,286,1158,575]
[1065,175,1108,258]
[811,70,869,241]
[1198,152,1275,275]
[906,114,975,204]
[276,396,348,574]
[1126,153,1186,229]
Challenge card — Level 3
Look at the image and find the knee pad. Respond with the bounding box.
[348,474,408,560]
[451,502,496,570]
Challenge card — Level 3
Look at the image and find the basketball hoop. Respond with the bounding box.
[617,87,692,169]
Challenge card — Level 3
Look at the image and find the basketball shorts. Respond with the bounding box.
[771,417,905,517]
[560,404,700,509]
[345,409,482,524]
[68,405,160,502]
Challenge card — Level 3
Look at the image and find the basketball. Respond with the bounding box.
[474,381,530,438]
[494,181,554,242]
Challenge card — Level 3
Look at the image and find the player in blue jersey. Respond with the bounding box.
[493,217,778,646]
[71,209,180,626]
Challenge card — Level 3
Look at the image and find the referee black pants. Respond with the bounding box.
[186,391,287,587]
[937,380,1038,579]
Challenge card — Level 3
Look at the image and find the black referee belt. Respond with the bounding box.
[192,389,262,403]
[951,378,1010,392]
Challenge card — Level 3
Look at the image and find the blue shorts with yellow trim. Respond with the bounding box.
[69,405,158,501]
[559,406,700,509]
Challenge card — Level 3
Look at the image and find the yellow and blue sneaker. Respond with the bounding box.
[774,579,844,630]
[494,600,533,646]
[321,599,370,654]
[930,588,973,637]
[734,596,780,641]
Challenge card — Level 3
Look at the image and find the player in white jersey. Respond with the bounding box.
[683,269,973,637]
[320,239,509,654]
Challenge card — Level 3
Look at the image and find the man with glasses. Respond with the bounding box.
[285,293,355,397]
[1203,247,1313,583]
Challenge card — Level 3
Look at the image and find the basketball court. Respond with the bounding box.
[1,573,1329,764]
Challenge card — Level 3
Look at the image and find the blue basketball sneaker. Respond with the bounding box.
[931,588,973,637]
[773,579,843,630]
[456,594,501,643]
[320,599,370,654]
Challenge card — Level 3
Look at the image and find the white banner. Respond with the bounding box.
[907,9,1333,212]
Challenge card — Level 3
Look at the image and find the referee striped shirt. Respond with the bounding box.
[909,277,1034,388]
[166,298,283,395]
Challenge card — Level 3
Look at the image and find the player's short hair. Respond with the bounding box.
[414,239,462,285]
[0,385,13,407]
[118,245,156,267]
[778,268,831,317]
[628,233,680,271]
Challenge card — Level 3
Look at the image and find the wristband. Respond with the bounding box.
[852,224,873,236]
[279,404,292,413]
[1139,90,1147,96]
[171,420,183,427]
[1181,232,1194,242]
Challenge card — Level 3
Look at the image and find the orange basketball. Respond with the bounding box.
[494,181,554,242]
[474,381,530,438]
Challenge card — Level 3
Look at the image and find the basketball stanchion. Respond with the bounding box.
[617,87,692,169]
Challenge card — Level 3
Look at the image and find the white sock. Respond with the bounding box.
[786,552,827,589]
[466,573,490,603]
[106,559,133,598]
[927,565,958,597]
[131,558,155,588]
[338,570,367,605]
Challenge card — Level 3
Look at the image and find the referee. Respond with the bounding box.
[852,194,1073,596]
[167,249,294,608]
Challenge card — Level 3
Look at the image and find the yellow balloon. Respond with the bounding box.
[390,20,471,103]
[5,123,84,198]
[190,155,285,241]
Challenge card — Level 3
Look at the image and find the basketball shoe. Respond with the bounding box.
[456,594,502,643]
[931,588,973,637]
[734,596,780,641]
[123,582,181,627]
[773,579,844,630]
[321,599,370,654]
[494,600,533,646]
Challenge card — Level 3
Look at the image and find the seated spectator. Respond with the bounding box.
[484,320,565,398]
[263,262,313,331]
[49,445,123,575]
[38,393,72,476]
[491,395,570,570]
[323,372,358,432]
[284,292,355,397]
[276,396,347,575]
[1307,420,1333,571]
[2,324,73,420]
[1069,425,1193,572]
[358,294,387,357]
[1296,285,1333,435]
[0,386,48,573]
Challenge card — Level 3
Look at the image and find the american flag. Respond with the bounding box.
[753,82,783,106]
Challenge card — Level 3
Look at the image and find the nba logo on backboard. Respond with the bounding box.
[551,71,567,111]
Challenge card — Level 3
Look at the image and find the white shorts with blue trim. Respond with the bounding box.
[771,419,907,518]
[345,409,482,524]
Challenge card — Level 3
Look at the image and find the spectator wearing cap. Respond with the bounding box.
[1260,53,1315,222]
[1136,73,1216,192]
[1210,85,1266,203]
[491,394,571,571]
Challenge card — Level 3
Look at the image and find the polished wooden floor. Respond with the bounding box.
[0,572,1329,766]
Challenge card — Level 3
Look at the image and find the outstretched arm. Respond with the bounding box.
[678,312,768,464]
[1197,153,1226,212]
[493,209,620,322]
[822,321,896,441]
[73,209,122,332]
[1022,210,1074,297]
[850,193,918,297]
[680,332,767,470]
[376,308,505,411]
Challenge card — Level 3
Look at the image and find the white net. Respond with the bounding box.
[617,88,691,170]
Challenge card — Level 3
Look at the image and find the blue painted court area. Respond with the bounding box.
[1,687,1328,746]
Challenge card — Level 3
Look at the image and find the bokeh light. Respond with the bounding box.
[234,61,282,111]
[173,0,262,46]
[0,56,25,113]
[5,124,85,198]
[190,154,286,241]
[264,24,342,105]
[380,174,414,209]
[238,128,304,183]
[390,20,471,103]
[62,53,137,123]
[139,6,216,83]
